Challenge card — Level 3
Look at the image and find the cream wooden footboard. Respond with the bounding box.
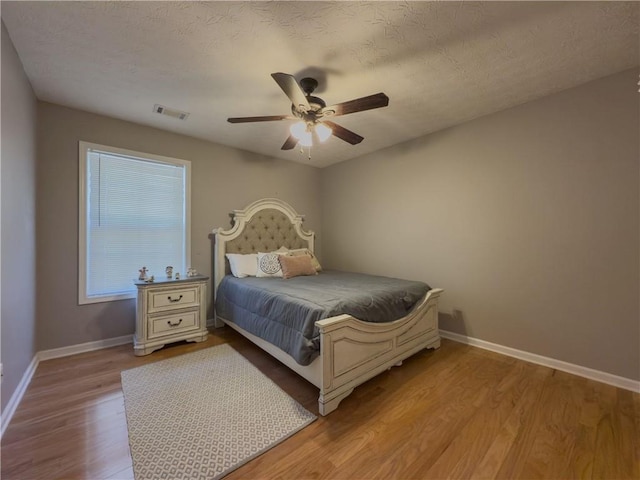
[212,198,443,415]
[316,287,442,414]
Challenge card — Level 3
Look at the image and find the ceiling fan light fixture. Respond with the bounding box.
[298,133,313,147]
[289,121,306,138]
[315,122,332,142]
[290,121,331,145]
[290,121,312,146]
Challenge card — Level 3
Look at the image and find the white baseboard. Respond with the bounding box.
[1,334,133,439]
[439,329,640,393]
[37,334,132,361]
[1,354,38,438]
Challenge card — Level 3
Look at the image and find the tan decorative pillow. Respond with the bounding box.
[279,254,317,279]
[287,248,322,272]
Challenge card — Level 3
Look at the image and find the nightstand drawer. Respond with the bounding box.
[149,310,199,338]
[148,286,199,312]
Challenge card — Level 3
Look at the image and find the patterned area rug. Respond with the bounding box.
[121,344,316,480]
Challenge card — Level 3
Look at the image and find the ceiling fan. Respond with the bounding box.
[227,72,389,150]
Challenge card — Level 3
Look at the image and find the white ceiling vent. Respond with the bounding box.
[153,104,189,120]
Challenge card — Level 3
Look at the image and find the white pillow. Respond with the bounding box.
[256,252,284,278]
[225,253,258,278]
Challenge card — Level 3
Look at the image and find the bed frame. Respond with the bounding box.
[212,198,443,415]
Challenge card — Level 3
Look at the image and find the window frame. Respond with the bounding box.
[78,141,191,305]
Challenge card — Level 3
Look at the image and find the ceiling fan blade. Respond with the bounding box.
[281,134,298,150]
[271,73,310,113]
[227,115,293,123]
[321,92,389,117]
[322,120,364,145]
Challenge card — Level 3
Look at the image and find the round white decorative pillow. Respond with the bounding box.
[256,252,284,278]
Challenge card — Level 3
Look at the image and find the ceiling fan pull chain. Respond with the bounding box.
[299,145,312,161]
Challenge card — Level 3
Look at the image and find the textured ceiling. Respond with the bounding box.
[2,1,638,168]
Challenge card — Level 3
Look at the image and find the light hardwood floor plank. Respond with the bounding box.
[423,361,540,479]
[471,363,550,479]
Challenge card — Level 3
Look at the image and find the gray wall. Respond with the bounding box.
[36,102,322,351]
[1,22,38,411]
[320,69,639,381]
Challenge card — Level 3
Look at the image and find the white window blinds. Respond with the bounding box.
[79,142,190,304]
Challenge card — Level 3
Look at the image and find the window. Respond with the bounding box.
[79,141,191,304]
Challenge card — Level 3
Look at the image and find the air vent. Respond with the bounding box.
[153,104,189,120]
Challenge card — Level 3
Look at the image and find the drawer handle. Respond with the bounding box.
[167,319,183,327]
[167,295,183,303]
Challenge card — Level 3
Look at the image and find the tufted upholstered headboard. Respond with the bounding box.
[224,208,309,254]
[211,198,315,306]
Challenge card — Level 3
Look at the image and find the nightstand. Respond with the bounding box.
[133,275,209,356]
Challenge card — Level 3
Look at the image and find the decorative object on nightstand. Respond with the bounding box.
[165,266,173,278]
[187,267,198,277]
[138,266,148,281]
[133,275,209,356]
[175,272,180,279]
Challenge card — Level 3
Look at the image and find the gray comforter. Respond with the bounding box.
[215,270,430,365]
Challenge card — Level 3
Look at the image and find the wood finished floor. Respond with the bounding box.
[1,328,638,480]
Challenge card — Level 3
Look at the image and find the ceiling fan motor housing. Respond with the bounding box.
[294,77,331,118]
[291,94,327,120]
[299,77,318,95]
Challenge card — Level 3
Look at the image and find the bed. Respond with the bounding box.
[212,198,443,415]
